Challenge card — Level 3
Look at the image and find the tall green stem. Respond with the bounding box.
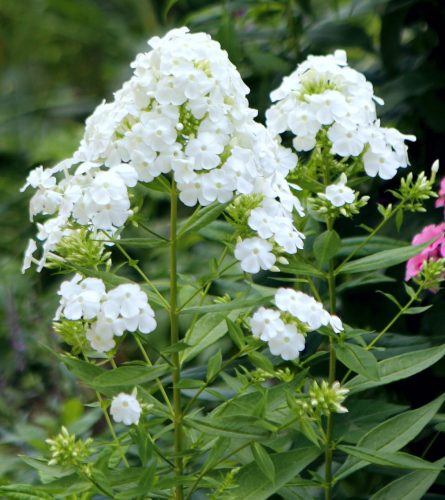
[170,179,183,500]
[324,217,336,500]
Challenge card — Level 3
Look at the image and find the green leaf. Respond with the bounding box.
[283,259,324,277]
[335,343,380,381]
[92,365,168,388]
[0,485,53,500]
[117,237,167,248]
[207,350,222,382]
[181,296,269,314]
[346,345,445,393]
[370,457,445,500]
[178,202,228,239]
[233,447,320,499]
[338,236,407,257]
[335,394,445,480]
[313,230,341,265]
[227,319,245,349]
[338,445,442,471]
[251,442,275,482]
[182,311,239,363]
[377,291,402,309]
[338,239,435,274]
[337,273,395,293]
[403,305,433,315]
[395,209,404,231]
[20,456,74,479]
[62,355,105,383]
[186,415,269,439]
[161,341,190,355]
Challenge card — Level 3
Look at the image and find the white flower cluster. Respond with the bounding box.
[235,196,305,273]
[266,50,415,180]
[110,392,142,426]
[22,27,303,273]
[55,274,156,353]
[250,288,343,360]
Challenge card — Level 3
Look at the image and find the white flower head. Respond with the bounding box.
[110,392,142,425]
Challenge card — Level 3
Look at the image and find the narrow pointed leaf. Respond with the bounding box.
[338,445,442,471]
[251,442,276,482]
[335,395,445,480]
[346,345,445,393]
[335,343,380,380]
[338,239,435,274]
[370,457,445,500]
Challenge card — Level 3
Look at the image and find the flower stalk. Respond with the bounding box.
[170,179,183,500]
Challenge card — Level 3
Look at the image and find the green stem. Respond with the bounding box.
[82,355,129,467]
[114,241,170,310]
[134,335,174,416]
[324,217,336,500]
[341,284,424,384]
[336,203,404,274]
[185,440,253,499]
[170,179,183,500]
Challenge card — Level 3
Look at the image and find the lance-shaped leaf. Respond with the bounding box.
[335,342,380,381]
[335,394,445,480]
[346,345,445,393]
[337,239,436,274]
[233,446,320,500]
[370,457,445,500]
[178,201,229,238]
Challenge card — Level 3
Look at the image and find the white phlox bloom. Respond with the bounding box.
[267,50,415,180]
[55,277,157,353]
[22,27,305,274]
[324,174,355,207]
[234,237,276,274]
[110,392,142,425]
[250,287,343,361]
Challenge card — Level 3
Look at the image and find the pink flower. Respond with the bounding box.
[435,177,445,211]
[405,223,445,280]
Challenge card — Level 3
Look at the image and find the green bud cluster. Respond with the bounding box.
[414,258,445,291]
[48,228,111,270]
[311,192,369,219]
[251,366,294,383]
[308,380,349,416]
[391,170,438,213]
[210,467,240,499]
[46,426,93,469]
[53,319,89,354]
[177,104,202,145]
[226,194,264,231]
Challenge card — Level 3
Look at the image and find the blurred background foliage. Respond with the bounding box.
[1,0,445,489]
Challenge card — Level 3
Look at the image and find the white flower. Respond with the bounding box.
[110,392,142,425]
[324,174,355,207]
[86,321,116,353]
[250,307,285,341]
[22,239,37,273]
[57,275,106,321]
[267,324,306,361]
[328,123,365,157]
[102,284,157,334]
[185,132,224,170]
[234,237,276,274]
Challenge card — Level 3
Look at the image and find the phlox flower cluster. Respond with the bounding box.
[110,392,142,426]
[21,27,304,273]
[55,274,156,353]
[250,288,343,360]
[266,50,415,180]
[235,197,305,273]
[405,223,445,281]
